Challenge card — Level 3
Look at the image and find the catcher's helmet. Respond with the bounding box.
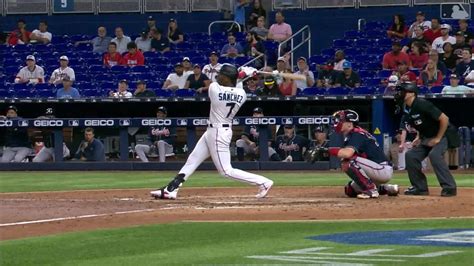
[332,109,359,133]
[219,63,239,84]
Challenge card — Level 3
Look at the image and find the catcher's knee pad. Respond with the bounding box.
[344,160,375,191]
[344,181,358,198]
[341,159,351,172]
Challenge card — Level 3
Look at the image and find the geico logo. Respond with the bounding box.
[298,117,331,125]
[192,119,208,126]
[245,118,276,125]
[34,120,64,127]
[0,120,13,127]
[84,120,115,126]
[141,119,172,126]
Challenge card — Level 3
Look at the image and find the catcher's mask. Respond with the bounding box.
[332,109,359,133]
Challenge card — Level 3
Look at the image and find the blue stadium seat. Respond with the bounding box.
[377,38,393,47]
[430,86,444,94]
[344,30,361,39]
[110,65,128,73]
[321,48,336,57]
[37,90,55,98]
[301,87,326,96]
[358,70,375,79]
[364,30,385,39]
[34,83,51,90]
[175,89,196,97]
[365,21,386,30]
[352,86,373,95]
[130,65,148,73]
[327,87,349,95]
[14,89,36,98]
[355,39,372,47]
[155,89,173,97]
[418,86,430,94]
[82,89,100,97]
[143,51,161,58]
[378,69,393,78]
[13,83,28,91]
[333,39,349,49]
[309,55,328,65]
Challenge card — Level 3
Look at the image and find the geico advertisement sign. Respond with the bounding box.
[84,120,115,126]
[141,119,172,126]
[33,120,64,127]
[298,117,331,125]
[192,119,209,126]
[245,118,276,125]
[0,120,13,127]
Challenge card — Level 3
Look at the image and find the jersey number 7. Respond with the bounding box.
[226,102,236,118]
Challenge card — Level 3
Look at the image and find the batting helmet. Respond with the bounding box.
[332,109,359,133]
[219,63,239,85]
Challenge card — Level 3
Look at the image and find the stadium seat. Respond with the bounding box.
[14,89,36,98]
[352,86,373,95]
[327,87,349,95]
[333,39,349,49]
[321,48,336,57]
[175,89,196,97]
[154,89,173,97]
[111,65,128,73]
[130,65,148,73]
[309,55,328,65]
[34,83,51,90]
[37,90,55,98]
[430,86,444,94]
[301,87,326,96]
[344,30,361,39]
[377,38,393,47]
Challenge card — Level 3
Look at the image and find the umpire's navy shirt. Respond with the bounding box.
[344,128,388,163]
[406,98,442,139]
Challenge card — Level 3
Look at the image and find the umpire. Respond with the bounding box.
[396,83,457,196]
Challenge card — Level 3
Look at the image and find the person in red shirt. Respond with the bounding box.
[382,41,411,70]
[122,42,145,67]
[423,18,442,44]
[278,71,297,96]
[394,61,417,83]
[103,42,123,68]
[386,14,407,41]
[7,19,31,46]
[409,41,429,69]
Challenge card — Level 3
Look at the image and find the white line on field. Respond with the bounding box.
[0,208,156,227]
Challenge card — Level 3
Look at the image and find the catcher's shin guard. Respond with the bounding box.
[344,181,358,198]
[166,173,186,192]
[341,159,375,192]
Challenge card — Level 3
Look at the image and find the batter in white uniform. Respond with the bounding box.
[151,64,274,199]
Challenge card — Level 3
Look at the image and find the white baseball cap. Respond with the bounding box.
[277,56,286,62]
[59,55,69,61]
[182,57,190,62]
[26,55,36,61]
[440,24,451,30]
[388,75,399,86]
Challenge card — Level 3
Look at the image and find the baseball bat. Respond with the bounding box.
[256,71,307,81]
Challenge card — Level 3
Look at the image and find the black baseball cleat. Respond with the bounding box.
[404,186,429,196]
[441,188,457,197]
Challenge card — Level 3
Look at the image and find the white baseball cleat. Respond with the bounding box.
[256,180,274,198]
[150,187,178,200]
[357,189,379,199]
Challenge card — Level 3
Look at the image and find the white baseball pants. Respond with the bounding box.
[1,147,32,163]
[354,157,393,184]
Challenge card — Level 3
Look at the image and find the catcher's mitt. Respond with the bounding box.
[306,147,329,163]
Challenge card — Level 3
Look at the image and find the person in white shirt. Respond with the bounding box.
[49,55,76,85]
[333,50,347,72]
[15,55,45,84]
[163,63,188,90]
[111,27,132,54]
[463,70,474,86]
[182,57,194,77]
[135,30,151,52]
[442,73,474,94]
[30,21,52,44]
[109,79,133,98]
[294,57,315,89]
[432,24,456,54]
[408,11,431,38]
[202,51,222,83]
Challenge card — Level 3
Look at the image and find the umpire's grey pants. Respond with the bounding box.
[405,136,456,191]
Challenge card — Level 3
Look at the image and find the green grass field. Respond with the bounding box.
[0,171,473,265]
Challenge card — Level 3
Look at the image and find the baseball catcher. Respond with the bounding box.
[328,109,399,199]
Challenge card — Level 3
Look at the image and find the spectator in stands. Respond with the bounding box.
[49,56,76,85]
[135,106,176,163]
[383,41,410,70]
[384,75,399,95]
[232,0,249,32]
[163,63,188,90]
[184,64,210,94]
[182,57,194,76]
[7,19,31,46]
[432,24,456,54]
[167,18,184,44]
[272,56,289,85]
[453,31,471,58]
[29,21,52,45]
[202,51,222,83]
[462,70,474,86]
[73,127,105,161]
[409,41,429,69]
[133,80,156,97]
[146,16,157,34]
[122,42,145,67]
[111,27,131,55]
[458,19,473,45]
[279,70,297,96]
[236,107,280,161]
[275,124,309,162]
[103,42,123,68]
[247,0,266,29]
[109,79,133,98]
[404,26,430,53]
[294,57,315,89]
[249,16,269,41]
[244,76,263,95]
[220,33,244,58]
[441,42,458,71]
[150,29,170,53]
[261,76,280,96]
[317,61,337,88]
[135,30,151,52]
[75,26,112,54]
[0,106,32,163]
[428,49,448,75]
[15,55,45,84]
[387,14,407,40]
[442,73,474,94]
[408,11,431,38]
[417,59,443,88]
[56,76,80,99]
[394,60,417,83]
[455,49,474,79]
[333,50,347,72]
[268,11,292,50]
[423,18,442,44]
[306,126,330,162]
[243,31,265,69]
[335,61,361,88]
